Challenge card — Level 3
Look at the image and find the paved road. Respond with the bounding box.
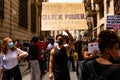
[22,72,78,80]
[20,61,78,80]
[42,72,78,80]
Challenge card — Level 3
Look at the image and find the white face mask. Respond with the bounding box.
[8,42,14,48]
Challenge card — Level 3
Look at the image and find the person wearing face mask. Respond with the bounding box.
[1,37,28,80]
[49,29,74,80]
[82,30,120,80]
[47,38,58,71]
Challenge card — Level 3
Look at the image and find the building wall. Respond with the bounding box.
[85,0,120,38]
[95,0,115,35]
[114,0,120,15]
[0,0,40,41]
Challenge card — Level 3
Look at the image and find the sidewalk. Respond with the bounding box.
[19,60,31,79]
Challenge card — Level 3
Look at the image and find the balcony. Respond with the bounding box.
[86,4,98,17]
[86,10,97,17]
[114,0,120,15]
[85,0,98,17]
[93,0,100,4]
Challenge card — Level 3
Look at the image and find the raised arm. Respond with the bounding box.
[64,29,74,56]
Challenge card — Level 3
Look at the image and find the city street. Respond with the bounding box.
[20,61,78,80]
[0,0,120,80]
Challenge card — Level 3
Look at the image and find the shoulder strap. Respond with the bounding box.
[87,60,97,75]
[86,60,102,80]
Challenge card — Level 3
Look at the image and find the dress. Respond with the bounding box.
[53,47,70,80]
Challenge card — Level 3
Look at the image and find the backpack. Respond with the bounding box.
[86,60,119,80]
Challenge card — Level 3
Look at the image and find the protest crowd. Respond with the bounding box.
[0,29,120,80]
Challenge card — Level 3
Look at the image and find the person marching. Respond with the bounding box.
[49,29,74,80]
[82,30,120,80]
[28,36,40,80]
[1,37,28,80]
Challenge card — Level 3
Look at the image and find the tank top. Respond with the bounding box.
[53,47,70,80]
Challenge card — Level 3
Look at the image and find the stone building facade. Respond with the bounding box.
[0,0,44,41]
[84,0,120,38]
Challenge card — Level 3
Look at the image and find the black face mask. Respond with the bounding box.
[109,55,120,64]
[51,41,54,45]
[113,57,120,64]
[56,39,63,44]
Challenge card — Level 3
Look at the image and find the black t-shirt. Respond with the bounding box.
[82,59,120,80]
[28,43,38,60]
[74,40,84,60]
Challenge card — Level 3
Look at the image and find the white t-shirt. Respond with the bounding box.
[2,48,28,70]
[47,43,58,51]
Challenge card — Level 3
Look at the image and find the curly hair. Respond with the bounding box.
[98,30,119,53]
[2,37,17,54]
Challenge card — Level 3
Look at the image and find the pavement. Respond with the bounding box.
[20,61,78,80]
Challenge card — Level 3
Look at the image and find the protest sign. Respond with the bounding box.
[42,2,88,30]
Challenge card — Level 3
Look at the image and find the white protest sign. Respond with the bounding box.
[88,43,100,54]
[107,15,120,29]
[41,2,88,31]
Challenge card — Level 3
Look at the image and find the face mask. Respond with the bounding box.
[112,57,120,64]
[51,41,54,45]
[109,55,115,63]
[56,39,63,44]
[8,42,14,48]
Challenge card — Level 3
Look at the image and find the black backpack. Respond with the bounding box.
[86,60,119,80]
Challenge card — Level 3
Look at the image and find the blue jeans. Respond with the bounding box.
[78,60,84,80]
